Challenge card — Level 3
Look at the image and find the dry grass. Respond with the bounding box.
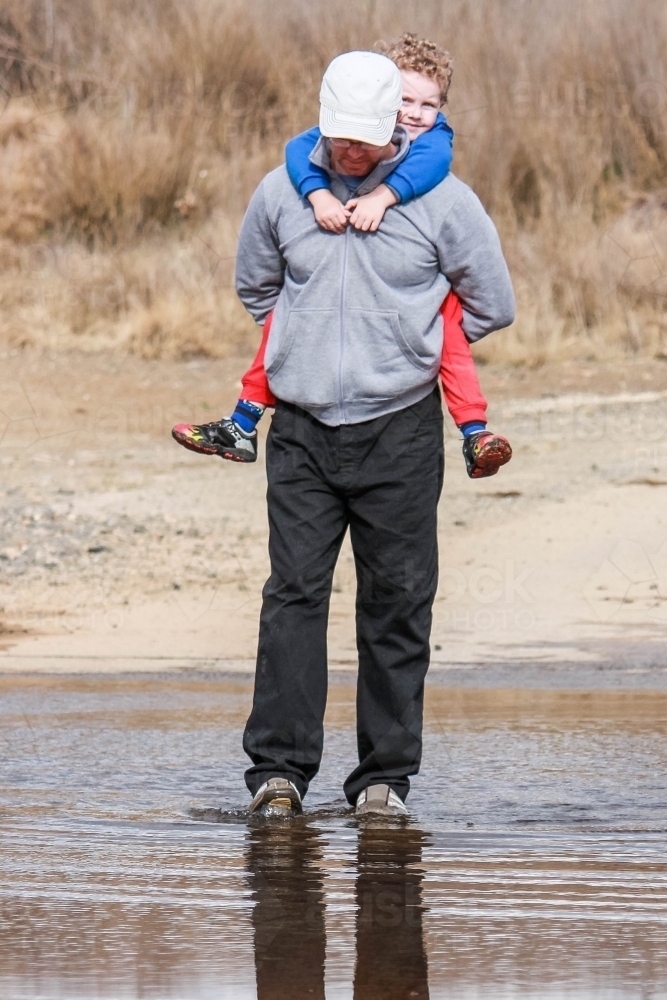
[1,0,667,364]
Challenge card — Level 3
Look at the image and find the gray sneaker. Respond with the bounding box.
[355,784,408,817]
[249,777,303,815]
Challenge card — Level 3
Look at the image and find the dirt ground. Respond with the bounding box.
[2,349,667,673]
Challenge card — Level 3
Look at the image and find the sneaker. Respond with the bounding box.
[249,777,303,816]
[172,417,257,463]
[462,431,512,479]
[355,784,408,817]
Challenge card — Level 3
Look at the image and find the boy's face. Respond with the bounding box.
[398,70,441,139]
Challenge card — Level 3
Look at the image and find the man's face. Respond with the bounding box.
[328,136,396,176]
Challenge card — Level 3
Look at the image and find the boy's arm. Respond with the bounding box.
[285,126,332,198]
[345,185,397,232]
[345,115,453,231]
[385,114,454,204]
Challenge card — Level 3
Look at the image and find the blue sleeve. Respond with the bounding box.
[285,126,332,199]
[385,113,454,204]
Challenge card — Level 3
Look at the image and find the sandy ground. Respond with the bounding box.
[2,349,667,673]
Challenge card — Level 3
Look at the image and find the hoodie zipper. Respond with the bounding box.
[338,225,349,424]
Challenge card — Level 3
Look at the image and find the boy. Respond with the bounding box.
[173,34,511,479]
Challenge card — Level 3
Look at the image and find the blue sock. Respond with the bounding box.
[232,399,265,434]
[459,420,487,438]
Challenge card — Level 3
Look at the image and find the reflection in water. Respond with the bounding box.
[2,675,667,998]
[247,822,326,1000]
[247,822,431,1000]
[354,826,430,1000]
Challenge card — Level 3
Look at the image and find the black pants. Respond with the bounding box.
[243,389,444,805]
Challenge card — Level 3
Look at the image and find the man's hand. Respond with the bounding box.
[345,184,398,233]
[307,189,350,234]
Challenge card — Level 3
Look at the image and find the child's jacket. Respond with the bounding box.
[286,114,454,204]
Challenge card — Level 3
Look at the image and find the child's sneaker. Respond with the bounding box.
[172,417,257,463]
[462,431,512,479]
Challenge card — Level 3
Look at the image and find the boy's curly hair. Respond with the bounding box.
[377,33,453,105]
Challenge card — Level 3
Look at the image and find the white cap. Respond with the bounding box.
[319,51,402,147]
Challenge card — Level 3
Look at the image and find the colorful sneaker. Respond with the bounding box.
[249,777,303,816]
[172,417,257,463]
[355,784,408,817]
[462,431,512,479]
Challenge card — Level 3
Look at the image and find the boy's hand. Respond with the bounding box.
[345,184,398,232]
[307,189,350,234]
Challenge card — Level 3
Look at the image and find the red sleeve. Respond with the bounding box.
[240,311,277,407]
[439,292,488,425]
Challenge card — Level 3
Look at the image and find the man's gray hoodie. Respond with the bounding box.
[235,131,515,426]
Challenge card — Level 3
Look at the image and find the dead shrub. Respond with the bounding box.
[0,0,667,361]
[51,114,200,245]
[127,291,256,361]
[508,148,542,226]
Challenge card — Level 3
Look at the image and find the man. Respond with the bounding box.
[236,51,515,817]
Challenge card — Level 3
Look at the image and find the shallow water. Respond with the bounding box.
[1,672,667,999]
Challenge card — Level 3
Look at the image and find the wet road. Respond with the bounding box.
[1,672,667,999]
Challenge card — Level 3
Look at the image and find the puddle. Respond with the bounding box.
[1,672,667,998]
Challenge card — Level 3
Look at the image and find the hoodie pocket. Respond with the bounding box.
[343,309,437,401]
[265,308,339,407]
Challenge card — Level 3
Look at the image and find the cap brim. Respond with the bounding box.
[319,104,397,146]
